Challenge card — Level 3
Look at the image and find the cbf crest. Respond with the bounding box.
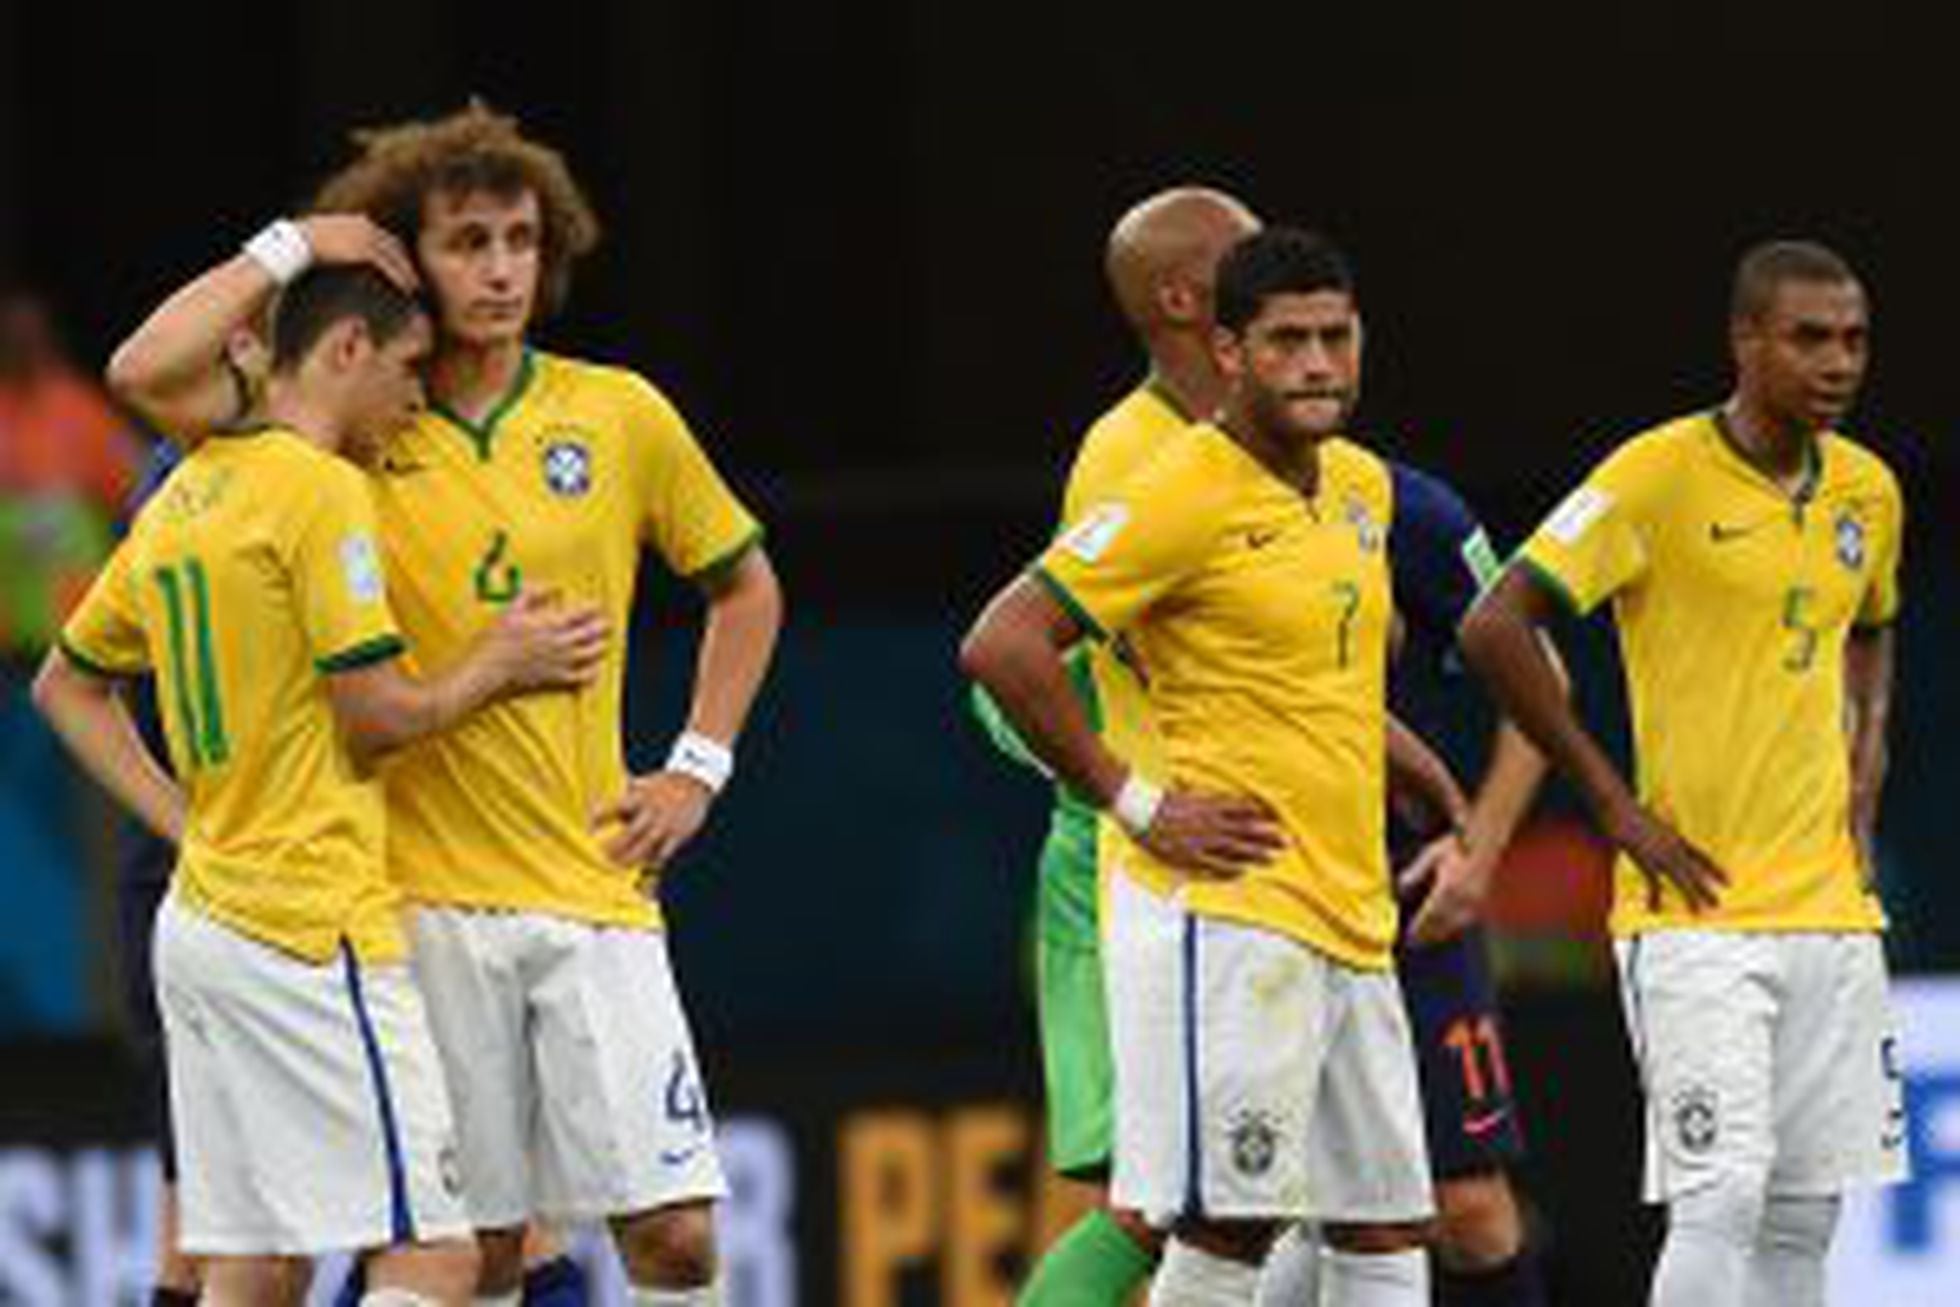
[1344,496,1383,553]
[1834,510,1866,572]
[542,436,593,498]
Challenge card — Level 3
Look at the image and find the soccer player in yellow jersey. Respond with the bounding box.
[1460,241,1908,1307]
[35,263,608,1307]
[964,228,1438,1306]
[308,105,783,1307]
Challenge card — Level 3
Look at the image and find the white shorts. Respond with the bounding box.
[1104,872,1433,1223]
[408,907,728,1227]
[153,895,469,1256]
[1616,930,1909,1202]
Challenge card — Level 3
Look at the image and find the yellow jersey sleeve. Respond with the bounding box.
[59,540,149,677]
[1857,467,1904,627]
[288,463,403,672]
[1034,446,1220,639]
[1516,436,1671,614]
[624,377,761,579]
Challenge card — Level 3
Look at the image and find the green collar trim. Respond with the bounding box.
[1141,373,1197,422]
[1709,406,1823,506]
[432,348,536,461]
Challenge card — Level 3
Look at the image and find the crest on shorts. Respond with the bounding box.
[1344,496,1383,553]
[1228,1109,1281,1177]
[542,436,593,498]
[1672,1084,1720,1155]
[1834,511,1866,571]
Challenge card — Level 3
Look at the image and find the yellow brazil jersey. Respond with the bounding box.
[1036,426,1399,969]
[370,350,761,928]
[1516,411,1904,936]
[1060,380,1185,874]
[59,430,407,962]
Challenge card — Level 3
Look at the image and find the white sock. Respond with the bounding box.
[1150,1237,1264,1305]
[1744,1195,1838,1307]
[473,1294,520,1307]
[1322,1247,1427,1307]
[1256,1222,1323,1305]
[627,1285,719,1305]
[1649,1177,1765,1307]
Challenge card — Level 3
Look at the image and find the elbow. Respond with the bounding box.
[1456,598,1502,677]
[104,340,161,409]
[958,619,1005,691]
[29,652,65,720]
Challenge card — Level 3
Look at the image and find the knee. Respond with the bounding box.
[1670,1169,1772,1249]
[1106,1204,1167,1258]
[615,1200,718,1288]
[1758,1194,1840,1256]
[1432,1172,1523,1269]
[1324,1220,1432,1254]
[474,1227,527,1293]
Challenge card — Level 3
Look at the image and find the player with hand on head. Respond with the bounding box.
[38,259,607,1307]
[1460,240,1908,1307]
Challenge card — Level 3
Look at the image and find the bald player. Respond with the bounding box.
[971,187,1260,1305]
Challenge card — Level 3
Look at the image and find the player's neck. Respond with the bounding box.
[262,384,347,456]
[429,337,528,425]
[1146,340,1226,422]
[1221,409,1321,497]
[1719,394,1816,494]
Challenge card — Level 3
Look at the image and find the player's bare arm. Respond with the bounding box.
[326,589,607,767]
[1460,566,1726,912]
[1387,712,1468,833]
[599,546,784,870]
[31,653,186,843]
[1402,641,1563,944]
[961,573,1283,879]
[107,216,418,440]
[1845,623,1895,884]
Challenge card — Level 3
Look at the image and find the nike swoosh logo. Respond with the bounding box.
[1247,528,1281,549]
[1464,1109,1510,1137]
[660,1144,704,1167]
[1708,523,1754,543]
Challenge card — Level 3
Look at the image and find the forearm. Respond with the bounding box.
[330,657,503,767]
[684,555,783,746]
[1387,713,1465,827]
[33,660,185,843]
[107,255,273,430]
[1845,627,1894,830]
[960,582,1128,807]
[1461,576,1633,822]
[1463,720,1548,857]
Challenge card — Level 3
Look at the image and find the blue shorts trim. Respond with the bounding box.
[342,944,414,1243]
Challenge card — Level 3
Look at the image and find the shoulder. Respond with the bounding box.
[1066,386,1187,511]
[537,352,680,421]
[1824,431,1903,507]
[1323,437,1393,509]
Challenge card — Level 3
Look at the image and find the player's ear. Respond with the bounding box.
[1158,275,1200,326]
[326,318,373,372]
[1211,324,1244,380]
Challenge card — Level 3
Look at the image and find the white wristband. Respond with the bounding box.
[1111,773,1164,839]
[665,731,733,794]
[242,218,314,286]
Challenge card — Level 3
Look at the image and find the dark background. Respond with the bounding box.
[3,3,1955,1302]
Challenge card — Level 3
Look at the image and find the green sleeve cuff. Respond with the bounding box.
[1028,565,1107,641]
[57,636,138,680]
[1510,552,1587,617]
[316,634,406,673]
[688,524,766,587]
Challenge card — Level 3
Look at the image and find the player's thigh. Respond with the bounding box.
[1618,932,1778,1202]
[1769,933,1909,1194]
[153,897,247,1253]
[1103,870,1200,1220]
[408,905,533,1226]
[1037,929,1116,1179]
[1108,875,1341,1223]
[1397,928,1526,1179]
[527,920,728,1221]
[1307,966,1435,1224]
[160,900,469,1255]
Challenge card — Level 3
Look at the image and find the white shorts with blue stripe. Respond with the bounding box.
[154,893,470,1256]
[1103,869,1434,1224]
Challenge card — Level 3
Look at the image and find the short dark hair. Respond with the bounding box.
[1214,227,1355,333]
[270,265,422,372]
[1731,240,1860,322]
